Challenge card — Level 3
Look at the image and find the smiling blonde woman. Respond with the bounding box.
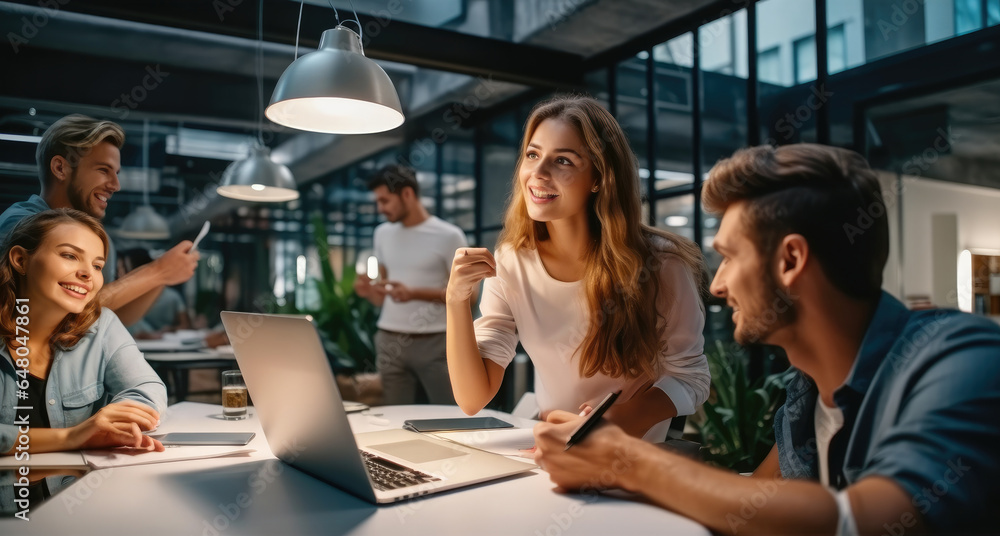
[446,95,710,440]
[0,209,166,458]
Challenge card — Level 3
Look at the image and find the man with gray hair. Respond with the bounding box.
[0,114,199,326]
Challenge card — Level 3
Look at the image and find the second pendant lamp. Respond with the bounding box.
[216,145,299,202]
[217,0,299,203]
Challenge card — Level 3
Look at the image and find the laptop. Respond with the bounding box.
[220,311,535,504]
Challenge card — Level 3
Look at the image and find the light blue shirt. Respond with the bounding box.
[774,292,1000,532]
[0,308,166,453]
[0,194,50,238]
[0,195,117,282]
[129,287,186,335]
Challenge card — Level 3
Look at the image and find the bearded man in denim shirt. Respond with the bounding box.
[533,144,1000,535]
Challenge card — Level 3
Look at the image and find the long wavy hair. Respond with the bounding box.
[497,95,706,380]
[0,209,108,350]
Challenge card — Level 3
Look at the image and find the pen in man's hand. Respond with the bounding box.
[564,390,620,451]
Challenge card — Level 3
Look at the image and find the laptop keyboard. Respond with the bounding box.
[360,450,442,491]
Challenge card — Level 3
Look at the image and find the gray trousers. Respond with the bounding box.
[374,330,455,405]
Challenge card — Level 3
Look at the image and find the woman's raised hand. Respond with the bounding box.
[447,247,497,304]
[67,400,164,452]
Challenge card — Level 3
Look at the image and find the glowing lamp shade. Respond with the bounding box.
[217,146,299,202]
[119,120,170,240]
[265,26,404,135]
[119,205,170,240]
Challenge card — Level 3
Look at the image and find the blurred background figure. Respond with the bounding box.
[117,248,191,339]
[354,165,469,405]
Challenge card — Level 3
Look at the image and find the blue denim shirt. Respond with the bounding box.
[0,194,50,238]
[774,292,1000,532]
[0,308,167,453]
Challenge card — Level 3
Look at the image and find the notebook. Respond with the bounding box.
[220,312,535,504]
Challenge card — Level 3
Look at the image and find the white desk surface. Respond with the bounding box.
[2,402,710,536]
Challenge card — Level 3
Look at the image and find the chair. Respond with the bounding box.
[657,415,702,459]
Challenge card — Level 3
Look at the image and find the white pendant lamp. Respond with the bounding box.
[119,205,170,240]
[265,25,404,134]
[217,0,300,203]
[216,145,299,202]
[119,119,170,240]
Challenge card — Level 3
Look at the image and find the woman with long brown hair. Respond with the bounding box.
[1,209,166,456]
[446,95,709,440]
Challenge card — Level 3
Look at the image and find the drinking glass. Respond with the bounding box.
[221,370,248,420]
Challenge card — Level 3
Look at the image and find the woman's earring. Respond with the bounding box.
[591,185,599,193]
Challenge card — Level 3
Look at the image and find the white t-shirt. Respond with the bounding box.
[815,395,858,536]
[373,216,468,334]
[474,238,711,439]
[814,395,845,488]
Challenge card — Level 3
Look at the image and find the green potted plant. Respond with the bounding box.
[693,340,797,473]
[288,215,381,404]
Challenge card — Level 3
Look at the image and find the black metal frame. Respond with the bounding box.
[587,0,1000,259]
[309,0,1000,272]
[0,0,583,89]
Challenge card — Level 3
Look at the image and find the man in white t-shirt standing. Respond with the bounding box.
[354,165,468,405]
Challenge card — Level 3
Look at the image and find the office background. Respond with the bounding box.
[2,0,999,377]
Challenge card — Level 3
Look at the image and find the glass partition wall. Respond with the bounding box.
[5,0,999,357]
[202,0,1000,354]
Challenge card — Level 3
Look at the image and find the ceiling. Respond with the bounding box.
[0,0,721,238]
[5,0,999,241]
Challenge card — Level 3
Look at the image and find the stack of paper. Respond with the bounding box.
[81,446,255,469]
[431,428,537,458]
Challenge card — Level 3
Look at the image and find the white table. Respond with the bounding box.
[1,402,710,535]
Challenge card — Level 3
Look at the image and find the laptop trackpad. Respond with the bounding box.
[367,440,468,464]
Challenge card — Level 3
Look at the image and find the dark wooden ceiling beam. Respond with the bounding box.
[4,0,585,89]
[0,46,265,125]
